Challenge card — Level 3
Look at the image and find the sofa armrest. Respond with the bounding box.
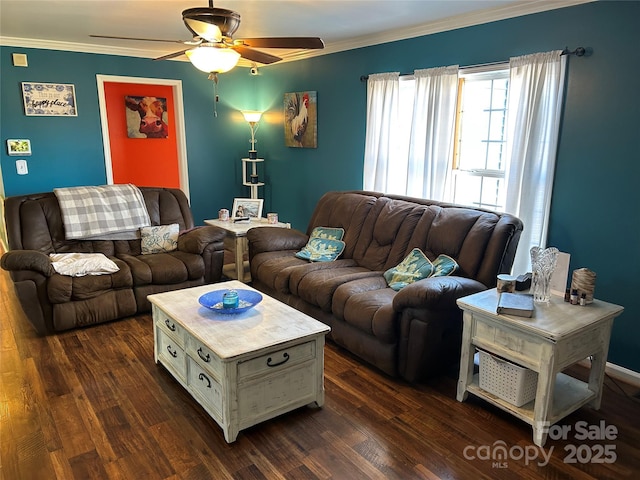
[392,276,487,312]
[247,227,309,256]
[1,250,55,277]
[178,226,226,254]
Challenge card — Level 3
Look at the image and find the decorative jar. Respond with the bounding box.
[222,290,239,309]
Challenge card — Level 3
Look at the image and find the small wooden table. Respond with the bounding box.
[456,289,623,447]
[205,218,289,282]
[150,281,330,443]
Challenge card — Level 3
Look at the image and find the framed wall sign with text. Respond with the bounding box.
[22,82,78,116]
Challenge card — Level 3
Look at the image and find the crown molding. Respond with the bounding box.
[0,0,594,68]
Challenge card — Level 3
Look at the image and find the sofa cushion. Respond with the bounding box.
[118,251,204,285]
[333,278,398,343]
[290,263,380,311]
[141,224,179,254]
[384,248,433,291]
[250,251,312,293]
[47,257,132,303]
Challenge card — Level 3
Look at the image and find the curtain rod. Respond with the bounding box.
[359,46,588,82]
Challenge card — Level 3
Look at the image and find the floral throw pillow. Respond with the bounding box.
[296,226,346,262]
[384,248,434,291]
[309,226,345,241]
[432,254,459,277]
[295,238,346,262]
[141,224,179,255]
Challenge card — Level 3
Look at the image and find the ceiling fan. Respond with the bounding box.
[90,0,324,75]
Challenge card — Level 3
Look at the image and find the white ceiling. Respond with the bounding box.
[0,0,591,67]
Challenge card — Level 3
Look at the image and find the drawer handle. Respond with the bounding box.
[164,319,176,331]
[197,347,211,363]
[267,352,290,367]
[198,373,211,389]
[166,345,177,358]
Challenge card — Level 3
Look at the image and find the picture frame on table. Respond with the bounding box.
[232,198,263,219]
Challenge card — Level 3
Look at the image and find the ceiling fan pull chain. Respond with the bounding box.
[208,72,220,117]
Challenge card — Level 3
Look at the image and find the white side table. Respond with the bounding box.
[205,218,290,282]
[456,288,623,447]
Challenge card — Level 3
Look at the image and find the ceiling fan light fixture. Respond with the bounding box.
[185,45,241,73]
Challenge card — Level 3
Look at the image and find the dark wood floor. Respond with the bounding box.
[1,266,639,479]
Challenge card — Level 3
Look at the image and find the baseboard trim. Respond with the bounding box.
[577,359,640,389]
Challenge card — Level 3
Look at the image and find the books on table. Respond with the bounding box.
[497,292,534,318]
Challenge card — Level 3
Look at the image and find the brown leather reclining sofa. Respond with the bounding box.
[247,190,523,382]
[2,187,226,335]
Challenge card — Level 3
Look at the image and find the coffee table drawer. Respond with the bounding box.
[238,361,317,417]
[155,309,186,346]
[238,341,315,380]
[157,328,187,380]
[188,357,223,419]
[187,338,223,378]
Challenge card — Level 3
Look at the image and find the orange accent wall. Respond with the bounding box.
[103,82,180,188]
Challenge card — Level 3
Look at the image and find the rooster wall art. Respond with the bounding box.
[284,91,317,148]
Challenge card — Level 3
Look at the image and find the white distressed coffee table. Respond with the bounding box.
[149,281,331,442]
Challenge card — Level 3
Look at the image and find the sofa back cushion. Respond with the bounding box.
[352,197,424,271]
[4,187,195,257]
[306,191,378,259]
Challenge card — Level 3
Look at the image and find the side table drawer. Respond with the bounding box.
[187,357,223,419]
[474,321,543,359]
[157,328,187,380]
[238,341,315,380]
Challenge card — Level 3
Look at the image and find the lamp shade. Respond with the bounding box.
[241,111,263,123]
[185,45,241,73]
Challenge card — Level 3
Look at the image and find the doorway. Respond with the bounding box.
[96,75,190,199]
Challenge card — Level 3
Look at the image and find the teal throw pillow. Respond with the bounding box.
[432,254,459,277]
[295,237,345,262]
[309,226,345,241]
[384,248,434,291]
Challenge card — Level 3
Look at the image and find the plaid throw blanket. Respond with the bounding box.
[54,184,151,240]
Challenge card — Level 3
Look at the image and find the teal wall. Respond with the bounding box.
[2,1,638,372]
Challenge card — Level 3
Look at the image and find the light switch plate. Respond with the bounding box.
[16,159,28,175]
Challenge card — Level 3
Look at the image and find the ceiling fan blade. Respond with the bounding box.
[232,46,281,65]
[183,18,222,42]
[153,49,189,61]
[238,37,324,49]
[90,34,188,44]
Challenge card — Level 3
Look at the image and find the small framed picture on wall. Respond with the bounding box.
[6,139,31,156]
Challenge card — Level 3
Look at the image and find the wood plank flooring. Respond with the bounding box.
[1,265,639,479]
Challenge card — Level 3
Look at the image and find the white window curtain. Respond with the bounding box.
[406,66,459,199]
[504,51,567,274]
[363,72,400,192]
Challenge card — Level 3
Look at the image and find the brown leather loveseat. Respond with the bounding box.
[247,190,523,382]
[2,187,226,334]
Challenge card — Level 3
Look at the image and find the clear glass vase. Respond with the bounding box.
[530,246,559,304]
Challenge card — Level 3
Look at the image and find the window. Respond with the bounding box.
[391,66,510,211]
[451,68,509,211]
[364,52,566,274]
